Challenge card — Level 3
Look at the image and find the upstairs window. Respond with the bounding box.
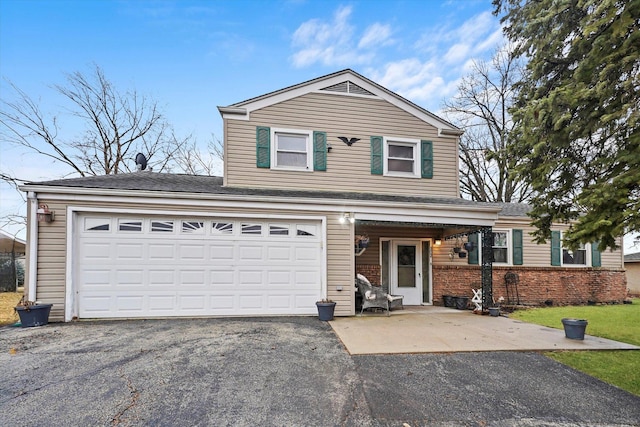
[384,138,419,178]
[272,128,313,171]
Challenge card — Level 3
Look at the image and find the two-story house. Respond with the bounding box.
[20,69,627,322]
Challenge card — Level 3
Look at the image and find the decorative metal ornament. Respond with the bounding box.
[338,137,360,146]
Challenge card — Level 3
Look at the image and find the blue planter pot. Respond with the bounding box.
[562,318,588,340]
[15,304,53,327]
[316,301,336,321]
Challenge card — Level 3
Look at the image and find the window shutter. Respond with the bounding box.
[370,136,383,175]
[591,241,601,267]
[313,131,327,171]
[512,229,523,265]
[256,126,270,168]
[551,231,561,266]
[421,140,433,178]
[468,232,479,265]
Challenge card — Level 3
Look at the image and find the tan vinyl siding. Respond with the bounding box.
[225,92,459,197]
[32,197,356,320]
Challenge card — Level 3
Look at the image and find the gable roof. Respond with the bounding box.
[625,252,640,263]
[217,69,462,137]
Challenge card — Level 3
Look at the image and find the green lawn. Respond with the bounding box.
[510,300,640,396]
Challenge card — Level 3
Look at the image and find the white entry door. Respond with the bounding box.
[391,240,422,305]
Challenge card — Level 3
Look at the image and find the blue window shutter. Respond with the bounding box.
[512,229,523,265]
[591,242,601,267]
[371,136,383,175]
[551,231,561,266]
[421,140,433,178]
[468,233,479,265]
[256,126,270,168]
[313,131,327,171]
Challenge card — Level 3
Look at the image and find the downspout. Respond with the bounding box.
[27,192,38,301]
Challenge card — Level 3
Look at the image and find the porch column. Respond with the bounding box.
[480,226,493,310]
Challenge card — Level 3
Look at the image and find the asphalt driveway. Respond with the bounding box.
[1,317,639,426]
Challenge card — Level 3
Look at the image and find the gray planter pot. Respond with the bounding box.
[316,301,336,321]
[562,318,588,340]
[15,303,53,327]
[488,307,500,317]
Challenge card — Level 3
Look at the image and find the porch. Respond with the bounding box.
[329,305,639,354]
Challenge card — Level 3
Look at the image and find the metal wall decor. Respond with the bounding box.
[338,137,360,146]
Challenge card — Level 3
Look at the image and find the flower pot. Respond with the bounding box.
[488,307,500,317]
[15,304,53,327]
[453,247,461,253]
[561,318,588,340]
[316,301,336,321]
[442,295,455,308]
[463,242,475,251]
[458,251,467,258]
[454,296,469,310]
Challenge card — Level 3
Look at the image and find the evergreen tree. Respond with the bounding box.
[494,0,640,250]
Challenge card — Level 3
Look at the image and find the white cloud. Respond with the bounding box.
[291,5,388,68]
[358,23,392,49]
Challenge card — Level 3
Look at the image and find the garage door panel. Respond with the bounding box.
[77,215,323,318]
[115,243,144,260]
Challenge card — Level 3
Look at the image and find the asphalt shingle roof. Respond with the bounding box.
[624,252,640,262]
[25,172,517,212]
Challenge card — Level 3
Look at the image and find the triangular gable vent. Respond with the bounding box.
[320,80,374,96]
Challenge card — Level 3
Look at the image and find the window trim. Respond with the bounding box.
[383,137,420,178]
[271,127,313,171]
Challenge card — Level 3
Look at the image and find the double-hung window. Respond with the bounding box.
[383,137,420,178]
[272,128,313,171]
[492,231,510,264]
[562,242,587,266]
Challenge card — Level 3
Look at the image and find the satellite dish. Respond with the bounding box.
[135,153,147,171]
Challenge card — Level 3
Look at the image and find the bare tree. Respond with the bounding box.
[173,134,224,176]
[0,64,190,177]
[444,45,532,203]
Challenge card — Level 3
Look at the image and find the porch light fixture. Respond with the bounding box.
[434,239,442,246]
[37,204,55,223]
[339,213,355,224]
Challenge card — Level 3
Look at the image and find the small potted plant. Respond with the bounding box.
[315,298,336,321]
[355,234,370,249]
[488,296,504,317]
[14,297,53,327]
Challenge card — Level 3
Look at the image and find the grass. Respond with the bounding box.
[511,300,640,396]
[0,292,23,326]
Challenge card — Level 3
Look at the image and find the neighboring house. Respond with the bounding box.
[625,252,640,296]
[20,69,626,322]
[0,229,26,292]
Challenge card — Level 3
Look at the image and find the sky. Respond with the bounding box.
[0,0,637,252]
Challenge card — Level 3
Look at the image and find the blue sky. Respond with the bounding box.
[0,0,637,250]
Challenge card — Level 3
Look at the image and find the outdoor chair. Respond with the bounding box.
[355,273,403,316]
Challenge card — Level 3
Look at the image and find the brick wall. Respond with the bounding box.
[433,265,628,306]
[356,264,381,286]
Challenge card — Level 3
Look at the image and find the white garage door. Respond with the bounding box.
[75,214,324,318]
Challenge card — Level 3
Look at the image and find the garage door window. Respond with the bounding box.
[85,218,110,231]
[119,220,142,232]
[269,224,289,236]
[151,221,174,232]
[242,223,262,235]
[296,224,316,237]
[212,222,233,235]
[182,221,205,234]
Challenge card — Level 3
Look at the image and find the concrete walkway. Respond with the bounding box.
[329,306,640,355]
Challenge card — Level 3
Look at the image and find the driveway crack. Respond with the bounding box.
[111,367,140,426]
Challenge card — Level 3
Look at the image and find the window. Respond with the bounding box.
[272,128,312,170]
[383,137,420,177]
[118,219,142,232]
[182,221,205,234]
[296,224,316,237]
[212,222,233,235]
[242,223,262,235]
[85,218,110,231]
[562,242,587,266]
[269,224,289,236]
[492,231,509,264]
[151,221,174,232]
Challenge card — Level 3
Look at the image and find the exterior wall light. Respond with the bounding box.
[434,239,442,246]
[37,204,55,223]
[339,213,355,224]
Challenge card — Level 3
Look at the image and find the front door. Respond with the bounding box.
[392,241,422,304]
